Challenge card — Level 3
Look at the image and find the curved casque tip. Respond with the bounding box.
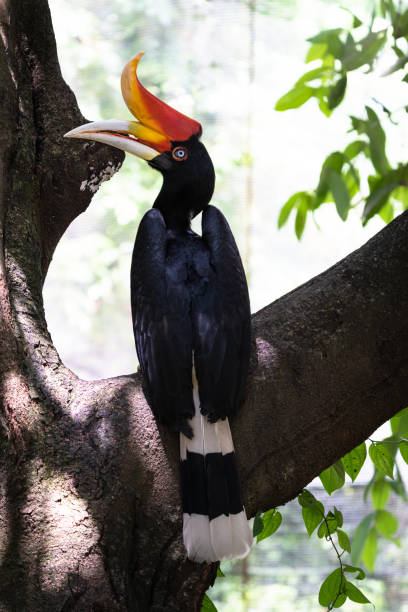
[121,52,202,151]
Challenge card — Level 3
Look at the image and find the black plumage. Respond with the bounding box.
[130,136,250,437]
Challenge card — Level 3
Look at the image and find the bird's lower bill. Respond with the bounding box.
[64,119,163,161]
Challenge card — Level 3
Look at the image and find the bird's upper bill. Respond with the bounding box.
[64,52,202,160]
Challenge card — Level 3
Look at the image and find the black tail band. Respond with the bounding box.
[180,450,244,520]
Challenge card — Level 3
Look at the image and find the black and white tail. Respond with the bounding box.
[180,368,253,563]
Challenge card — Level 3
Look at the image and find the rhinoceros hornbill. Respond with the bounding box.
[65,52,252,563]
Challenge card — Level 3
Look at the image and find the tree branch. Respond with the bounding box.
[239,211,408,514]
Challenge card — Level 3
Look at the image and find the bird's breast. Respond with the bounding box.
[165,233,213,307]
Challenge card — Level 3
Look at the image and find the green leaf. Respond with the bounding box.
[392,407,408,435]
[298,490,326,536]
[295,199,308,240]
[308,29,344,59]
[375,509,398,537]
[333,592,347,608]
[216,566,225,578]
[345,580,370,604]
[393,8,408,39]
[343,140,367,160]
[298,489,321,508]
[328,75,347,110]
[371,478,391,509]
[317,513,338,538]
[275,85,314,111]
[337,528,351,553]
[296,66,334,86]
[201,594,218,612]
[351,514,373,564]
[342,30,387,71]
[278,192,308,228]
[400,440,408,464]
[350,115,367,134]
[393,43,405,58]
[334,507,343,528]
[302,505,324,536]
[369,442,394,478]
[252,511,263,537]
[390,466,408,501]
[362,527,378,571]
[344,564,366,580]
[363,179,397,224]
[306,42,328,63]
[315,88,332,117]
[257,509,282,542]
[352,14,363,28]
[318,568,342,607]
[317,520,326,538]
[315,151,345,206]
[392,187,408,209]
[327,169,350,220]
[319,460,345,494]
[385,0,397,20]
[307,28,344,44]
[343,167,360,197]
[342,442,367,481]
[365,106,390,175]
[379,200,395,223]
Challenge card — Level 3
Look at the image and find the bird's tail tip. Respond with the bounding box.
[183,510,253,563]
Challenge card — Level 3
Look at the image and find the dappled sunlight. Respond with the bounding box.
[1,369,39,427]
[24,476,98,590]
[255,337,279,370]
[20,464,100,593]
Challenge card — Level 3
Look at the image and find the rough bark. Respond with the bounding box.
[1,1,408,611]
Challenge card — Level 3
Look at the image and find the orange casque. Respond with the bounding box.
[121,52,202,153]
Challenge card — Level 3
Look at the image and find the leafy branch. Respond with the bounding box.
[298,489,370,609]
[276,1,408,238]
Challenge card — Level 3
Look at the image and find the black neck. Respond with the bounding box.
[153,183,194,232]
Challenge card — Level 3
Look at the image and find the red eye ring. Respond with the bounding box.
[172,146,188,161]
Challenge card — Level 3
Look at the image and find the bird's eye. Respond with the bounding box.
[172,146,188,161]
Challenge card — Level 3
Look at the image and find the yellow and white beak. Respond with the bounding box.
[64,119,160,161]
[64,52,202,161]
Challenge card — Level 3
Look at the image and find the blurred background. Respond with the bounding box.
[46,0,408,609]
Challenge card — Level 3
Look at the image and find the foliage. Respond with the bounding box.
[276,0,408,239]
[299,489,369,609]
[253,508,283,542]
[272,4,408,603]
[265,407,408,611]
[306,406,408,609]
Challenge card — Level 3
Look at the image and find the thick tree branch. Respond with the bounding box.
[240,211,408,513]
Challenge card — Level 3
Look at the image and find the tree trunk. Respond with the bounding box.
[1,1,408,610]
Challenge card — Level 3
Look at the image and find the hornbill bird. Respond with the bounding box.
[65,52,253,562]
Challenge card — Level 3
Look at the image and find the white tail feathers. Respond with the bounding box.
[183,511,253,563]
[180,369,253,563]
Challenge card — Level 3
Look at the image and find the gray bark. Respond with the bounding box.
[1,1,408,610]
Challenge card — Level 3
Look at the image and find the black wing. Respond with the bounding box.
[130,208,194,435]
[192,205,251,421]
